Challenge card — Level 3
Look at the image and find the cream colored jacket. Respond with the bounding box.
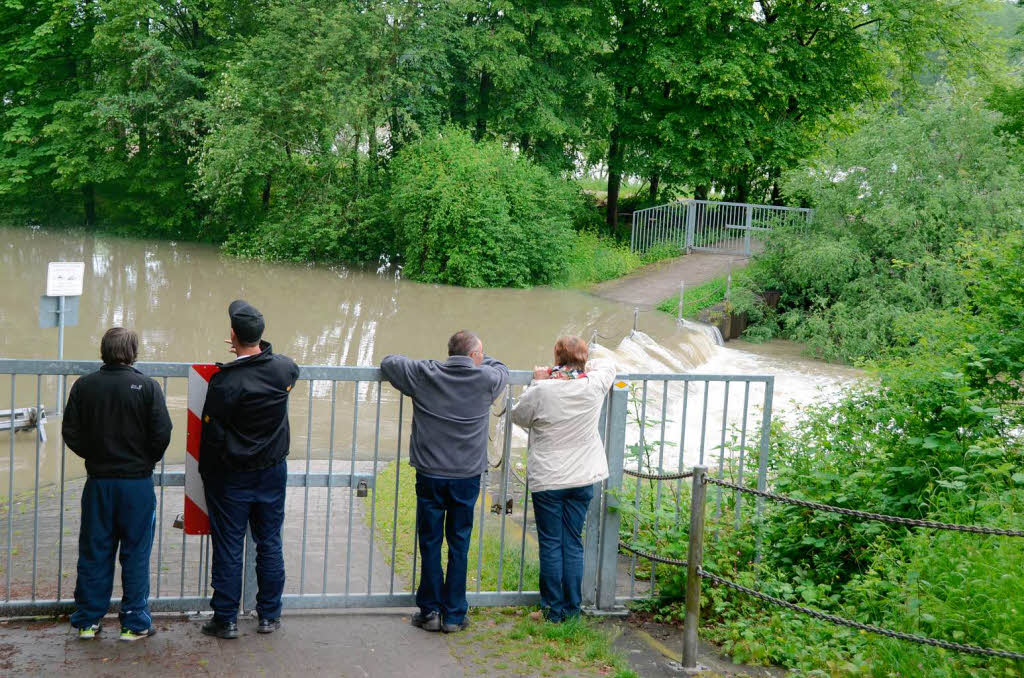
[510,359,615,493]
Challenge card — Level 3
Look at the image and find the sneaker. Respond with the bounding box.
[410,610,441,632]
[77,624,101,640]
[442,618,470,634]
[201,619,239,639]
[257,618,281,634]
[119,626,157,641]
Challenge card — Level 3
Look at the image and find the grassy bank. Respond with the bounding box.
[368,462,540,592]
[655,268,752,319]
[566,232,681,288]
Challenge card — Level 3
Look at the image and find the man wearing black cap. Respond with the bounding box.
[199,300,299,639]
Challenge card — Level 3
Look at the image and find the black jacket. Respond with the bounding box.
[199,341,300,476]
[62,364,173,478]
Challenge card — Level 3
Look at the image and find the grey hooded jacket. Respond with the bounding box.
[380,354,509,478]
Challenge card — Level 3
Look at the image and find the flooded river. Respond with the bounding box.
[1,226,861,497]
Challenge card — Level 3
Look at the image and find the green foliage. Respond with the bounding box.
[563,231,641,287]
[388,128,577,287]
[748,101,1024,362]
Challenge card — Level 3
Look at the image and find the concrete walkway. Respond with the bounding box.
[0,611,464,677]
[592,253,749,309]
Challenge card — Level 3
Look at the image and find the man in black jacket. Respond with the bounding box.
[199,300,299,639]
[62,327,172,641]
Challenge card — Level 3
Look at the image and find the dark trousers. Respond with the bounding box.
[203,461,287,624]
[414,473,480,625]
[71,477,156,632]
[531,484,595,622]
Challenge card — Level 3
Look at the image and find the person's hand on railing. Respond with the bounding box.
[532,366,551,381]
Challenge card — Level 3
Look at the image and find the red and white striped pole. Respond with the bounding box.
[185,364,220,535]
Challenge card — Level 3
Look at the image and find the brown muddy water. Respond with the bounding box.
[1,226,859,497]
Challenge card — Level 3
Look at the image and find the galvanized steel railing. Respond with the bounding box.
[630,199,813,256]
[0,359,774,617]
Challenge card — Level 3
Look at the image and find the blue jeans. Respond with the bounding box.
[71,477,156,632]
[204,461,287,624]
[531,484,595,622]
[414,473,480,625]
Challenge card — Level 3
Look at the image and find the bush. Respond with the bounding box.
[388,128,578,287]
[747,102,1024,362]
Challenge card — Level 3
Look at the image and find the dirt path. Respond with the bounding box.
[591,253,749,309]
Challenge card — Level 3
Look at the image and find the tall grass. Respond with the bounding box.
[369,462,540,593]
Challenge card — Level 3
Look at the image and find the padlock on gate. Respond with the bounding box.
[356,479,368,498]
[173,512,184,530]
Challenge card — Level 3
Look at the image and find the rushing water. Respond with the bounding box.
[0,226,860,497]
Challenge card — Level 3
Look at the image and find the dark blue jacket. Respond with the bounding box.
[62,364,172,478]
[199,341,299,476]
[381,354,509,478]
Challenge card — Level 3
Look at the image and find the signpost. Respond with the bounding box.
[40,262,85,415]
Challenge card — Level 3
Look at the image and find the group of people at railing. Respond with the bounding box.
[61,300,614,641]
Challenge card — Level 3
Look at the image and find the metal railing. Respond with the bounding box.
[0,359,774,620]
[630,199,813,256]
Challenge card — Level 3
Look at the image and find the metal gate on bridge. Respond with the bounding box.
[0,359,774,618]
[630,199,813,256]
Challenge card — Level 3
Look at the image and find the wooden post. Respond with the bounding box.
[682,466,707,670]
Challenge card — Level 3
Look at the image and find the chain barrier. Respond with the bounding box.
[623,469,695,481]
[618,541,687,567]
[703,477,1024,537]
[698,568,1024,661]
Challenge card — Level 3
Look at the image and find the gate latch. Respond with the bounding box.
[356,479,369,498]
[490,498,513,515]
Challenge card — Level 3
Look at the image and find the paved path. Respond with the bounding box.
[0,611,464,677]
[591,253,749,310]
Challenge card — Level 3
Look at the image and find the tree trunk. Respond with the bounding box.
[474,70,491,141]
[261,174,271,210]
[694,185,708,201]
[649,174,660,203]
[83,183,96,226]
[606,125,624,234]
[770,180,782,205]
[734,181,749,204]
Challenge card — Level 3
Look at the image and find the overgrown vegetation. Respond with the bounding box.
[638,91,1024,674]
[450,608,640,678]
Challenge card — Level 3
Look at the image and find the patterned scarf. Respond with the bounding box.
[549,365,587,380]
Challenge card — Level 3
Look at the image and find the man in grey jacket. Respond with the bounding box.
[380,330,509,633]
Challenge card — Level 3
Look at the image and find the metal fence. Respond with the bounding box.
[0,359,774,619]
[630,199,813,256]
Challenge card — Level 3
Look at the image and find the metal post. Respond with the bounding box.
[582,395,610,607]
[55,296,64,415]
[685,200,696,252]
[726,266,732,302]
[754,377,775,561]
[242,526,257,613]
[682,466,707,670]
[632,307,639,336]
[677,282,685,324]
[743,205,753,255]
[596,381,628,610]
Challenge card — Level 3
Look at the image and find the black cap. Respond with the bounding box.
[229,299,265,344]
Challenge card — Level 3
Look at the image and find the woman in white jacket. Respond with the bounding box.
[511,336,614,622]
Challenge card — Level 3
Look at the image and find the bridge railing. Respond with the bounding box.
[0,359,775,619]
[630,199,814,256]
